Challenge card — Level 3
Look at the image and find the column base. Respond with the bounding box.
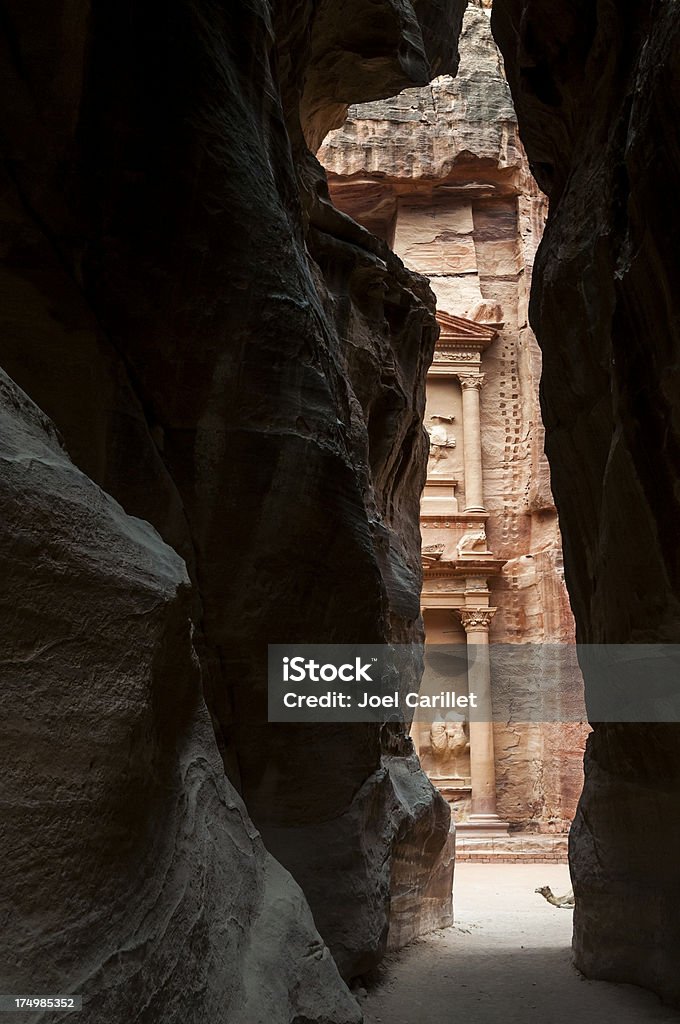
[455,814,510,838]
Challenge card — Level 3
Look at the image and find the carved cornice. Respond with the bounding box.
[435,311,498,351]
[457,608,496,632]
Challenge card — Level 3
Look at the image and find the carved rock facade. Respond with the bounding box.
[321,5,588,840]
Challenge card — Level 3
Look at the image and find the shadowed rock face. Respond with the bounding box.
[0,371,361,1024]
[0,0,465,1013]
[492,0,680,1006]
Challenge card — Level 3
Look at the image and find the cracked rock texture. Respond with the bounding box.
[0,0,465,1017]
[321,5,586,835]
[492,0,680,1007]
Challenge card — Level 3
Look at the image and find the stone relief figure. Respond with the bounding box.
[427,423,456,465]
[456,528,487,557]
[427,424,456,448]
[430,720,469,763]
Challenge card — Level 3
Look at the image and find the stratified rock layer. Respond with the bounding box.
[0,0,465,1013]
[492,0,680,1006]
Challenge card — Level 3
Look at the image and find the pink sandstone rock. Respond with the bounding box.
[320,5,588,837]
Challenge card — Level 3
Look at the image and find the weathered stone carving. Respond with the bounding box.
[456,529,488,558]
[430,721,470,762]
[428,424,457,448]
[459,608,496,632]
[457,373,486,391]
[433,349,480,362]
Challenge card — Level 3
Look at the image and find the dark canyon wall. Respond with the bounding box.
[492,0,680,1007]
[0,1,465,1020]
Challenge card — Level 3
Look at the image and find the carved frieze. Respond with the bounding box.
[432,349,481,363]
[424,579,463,593]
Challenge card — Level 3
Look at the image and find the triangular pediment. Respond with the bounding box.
[435,310,499,348]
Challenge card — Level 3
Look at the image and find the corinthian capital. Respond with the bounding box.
[458,607,496,632]
[458,373,485,391]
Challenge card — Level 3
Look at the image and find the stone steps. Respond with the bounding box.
[454,833,569,863]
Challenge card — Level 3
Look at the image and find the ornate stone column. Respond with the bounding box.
[457,607,508,833]
[459,374,486,513]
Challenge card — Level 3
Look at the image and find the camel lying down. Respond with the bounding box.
[535,885,575,909]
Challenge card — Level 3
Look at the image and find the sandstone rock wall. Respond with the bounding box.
[0,371,360,1024]
[321,5,586,835]
[0,0,466,1015]
[492,0,680,1006]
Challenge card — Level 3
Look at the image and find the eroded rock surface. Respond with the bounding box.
[0,372,360,1024]
[492,0,680,1006]
[0,0,465,1010]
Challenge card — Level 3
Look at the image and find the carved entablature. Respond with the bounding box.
[435,312,497,350]
[422,516,483,529]
[465,574,489,593]
[422,520,459,530]
[424,580,465,594]
[429,312,498,377]
[436,311,498,348]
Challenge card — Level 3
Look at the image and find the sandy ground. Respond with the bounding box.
[358,863,680,1024]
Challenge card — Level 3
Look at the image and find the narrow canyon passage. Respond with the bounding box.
[3,0,680,1019]
[360,865,680,1024]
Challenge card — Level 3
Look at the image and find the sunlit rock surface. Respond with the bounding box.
[321,5,586,837]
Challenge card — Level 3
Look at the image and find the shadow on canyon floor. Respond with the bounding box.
[358,864,680,1024]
